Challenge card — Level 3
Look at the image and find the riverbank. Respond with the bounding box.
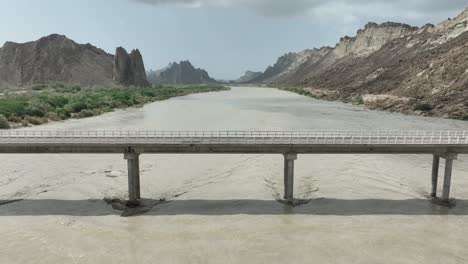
[0,84,229,129]
[277,86,468,121]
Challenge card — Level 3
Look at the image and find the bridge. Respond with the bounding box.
[1,130,467,205]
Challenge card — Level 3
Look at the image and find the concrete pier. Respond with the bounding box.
[431,154,440,197]
[284,153,297,203]
[124,152,141,203]
[441,154,457,202]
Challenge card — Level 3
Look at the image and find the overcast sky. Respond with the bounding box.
[0,0,466,79]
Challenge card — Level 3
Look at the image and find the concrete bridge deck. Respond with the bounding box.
[1,130,467,205]
[0,130,468,153]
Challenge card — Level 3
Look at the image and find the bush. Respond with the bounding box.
[25,101,50,117]
[76,109,95,118]
[0,98,28,118]
[51,83,66,89]
[53,84,81,93]
[463,115,468,121]
[414,103,433,111]
[21,119,29,127]
[46,112,61,121]
[352,95,364,105]
[0,114,10,129]
[26,116,48,125]
[32,85,48,91]
[44,95,69,108]
[54,108,71,119]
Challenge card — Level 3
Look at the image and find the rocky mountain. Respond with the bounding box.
[147,60,216,85]
[235,70,262,83]
[250,49,330,84]
[254,8,468,119]
[0,34,149,87]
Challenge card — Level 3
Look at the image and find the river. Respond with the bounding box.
[1,87,468,263]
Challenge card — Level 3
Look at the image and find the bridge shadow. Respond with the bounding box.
[1,198,468,216]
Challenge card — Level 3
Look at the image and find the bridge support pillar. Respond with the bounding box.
[431,154,440,198]
[124,152,141,204]
[283,153,297,203]
[441,154,457,202]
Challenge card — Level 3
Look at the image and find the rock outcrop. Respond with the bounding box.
[147,60,216,85]
[254,8,468,119]
[0,34,150,87]
[333,22,418,58]
[113,47,149,87]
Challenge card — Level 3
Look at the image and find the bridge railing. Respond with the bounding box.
[0,130,467,145]
[0,130,467,137]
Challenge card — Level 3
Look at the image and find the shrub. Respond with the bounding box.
[76,109,95,118]
[0,98,28,118]
[0,114,10,129]
[46,112,61,121]
[25,101,50,117]
[414,103,433,111]
[44,95,69,108]
[463,115,468,121]
[352,95,364,105]
[55,108,71,119]
[26,116,48,125]
[141,89,156,97]
[32,85,48,91]
[53,84,81,93]
[51,83,65,89]
[66,98,88,113]
[7,115,22,123]
[21,119,29,127]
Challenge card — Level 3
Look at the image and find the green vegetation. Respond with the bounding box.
[351,95,364,105]
[0,84,229,128]
[0,114,10,129]
[281,87,319,99]
[31,85,48,91]
[286,87,311,96]
[414,103,433,111]
[463,114,468,121]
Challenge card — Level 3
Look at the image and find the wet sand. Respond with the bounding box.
[1,87,468,263]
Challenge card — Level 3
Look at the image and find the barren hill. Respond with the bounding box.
[0,34,149,87]
[253,8,468,119]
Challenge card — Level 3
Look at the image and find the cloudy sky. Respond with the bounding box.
[0,0,466,79]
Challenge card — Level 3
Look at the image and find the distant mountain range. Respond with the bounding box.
[245,8,468,119]
[0,34,148,87]
[235,70,262,83]
[147,60,217,85]
[0,34,218,88]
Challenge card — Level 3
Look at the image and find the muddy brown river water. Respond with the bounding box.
[1,87,468,263]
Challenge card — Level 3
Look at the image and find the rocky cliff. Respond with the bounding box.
[333,22,418,58]
[0,34,150,87]
[113,47,149,87]
[147,60,216,85]
[254,8,468,119]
